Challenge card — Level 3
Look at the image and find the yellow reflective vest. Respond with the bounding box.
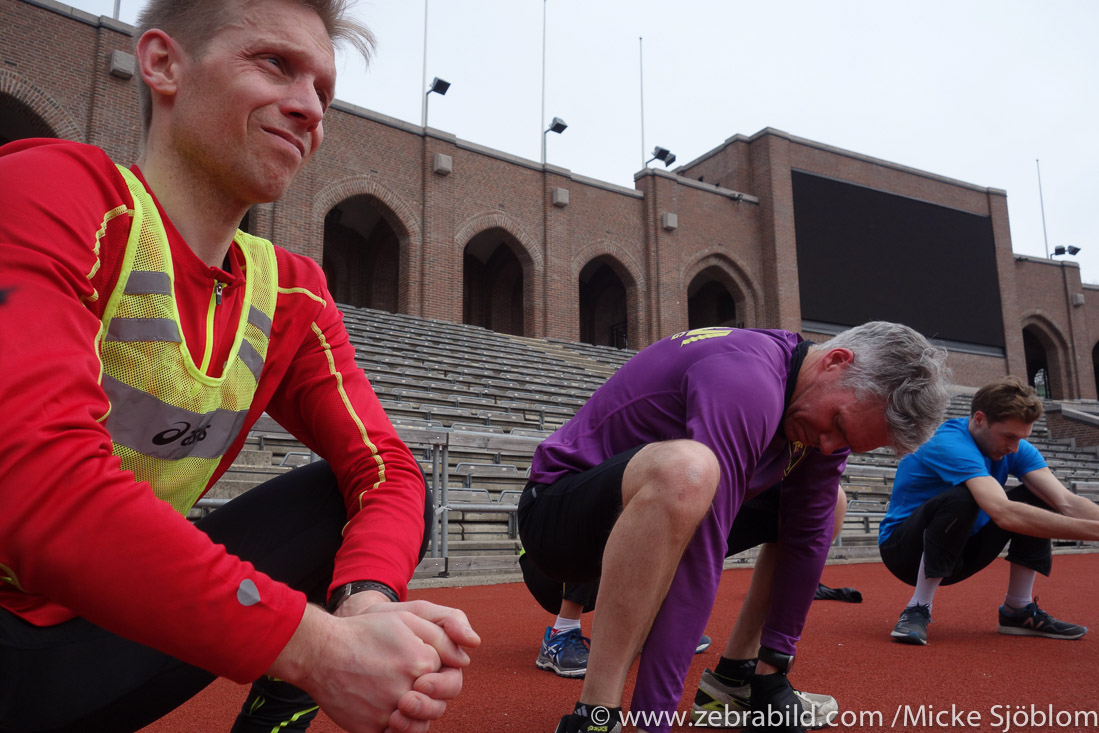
[98,165,278,513]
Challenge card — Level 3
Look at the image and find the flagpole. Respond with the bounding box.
[541,0,548,164]
[639,37,645,169]
[420,0,430,127]
[1036,158,1050,259]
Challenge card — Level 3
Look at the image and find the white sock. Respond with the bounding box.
[1004,564,1036,609]
[553,616,581,633]
[907,553,942,611]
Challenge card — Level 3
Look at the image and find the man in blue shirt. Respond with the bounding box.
[879,376,1099,645]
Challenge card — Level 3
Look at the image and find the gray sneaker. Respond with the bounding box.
[891,603,931,645]
[998,599,1087,640]
[691,668,839,728]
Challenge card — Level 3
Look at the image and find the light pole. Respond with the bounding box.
[423,76,450,128]
[542,117,567,165]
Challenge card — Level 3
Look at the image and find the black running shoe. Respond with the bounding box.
[890,603,931,645]
[998,598,1087,640]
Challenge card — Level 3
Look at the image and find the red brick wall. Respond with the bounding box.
[1046,408,1099,448]
[1013,257,1095,400]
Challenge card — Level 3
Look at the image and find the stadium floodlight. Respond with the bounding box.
[1053,245,1081,257]
[646,146,676,168]
[428,77,451,96]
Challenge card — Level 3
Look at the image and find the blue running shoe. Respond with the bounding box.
[537,627,590,678]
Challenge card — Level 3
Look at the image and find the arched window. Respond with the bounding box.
[579,258,628,348]
[463,230,526,336]
[0,93,57,145]
[322,196,401,312]
[688,267,740,329]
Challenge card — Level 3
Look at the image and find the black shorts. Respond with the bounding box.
[518,445,782,610]
[518,445,643,583]
[879,483,1052,585]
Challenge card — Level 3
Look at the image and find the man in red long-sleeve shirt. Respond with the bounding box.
[0,1,478,731]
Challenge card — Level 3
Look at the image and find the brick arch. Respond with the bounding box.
[682,252,760,328]
[313,176,421,314]
[572,247,644,349]
[456,213,543,337]
[454,211,542,272]
[1021,311,1073,399]
[570,242,643,289]
[312,175,420,243]
[0,69,83,142]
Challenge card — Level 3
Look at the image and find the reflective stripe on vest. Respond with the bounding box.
[99,165,279,514]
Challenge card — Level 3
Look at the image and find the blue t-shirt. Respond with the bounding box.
[878,417,1047,542]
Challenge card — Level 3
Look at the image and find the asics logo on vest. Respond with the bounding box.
[151,421,211,447]
[103,376,249,461]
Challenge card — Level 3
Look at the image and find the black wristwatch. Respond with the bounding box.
[326,580,398,612]
[758,645,795,673]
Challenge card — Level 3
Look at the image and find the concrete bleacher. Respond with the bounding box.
[205,307,1099,576]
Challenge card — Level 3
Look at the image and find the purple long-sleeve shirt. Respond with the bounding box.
[530,328,847,729]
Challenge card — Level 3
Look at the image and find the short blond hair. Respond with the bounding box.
[135,0,375,131]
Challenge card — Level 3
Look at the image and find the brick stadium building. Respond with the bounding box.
[5,0,1098,399]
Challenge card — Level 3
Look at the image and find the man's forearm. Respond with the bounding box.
[995,499,1099,541]
[1064,491,1099,521]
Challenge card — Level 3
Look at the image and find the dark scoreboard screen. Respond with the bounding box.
[792,170,1005,350]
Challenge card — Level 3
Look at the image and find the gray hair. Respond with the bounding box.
[135,0,375,132]
[820,321,951,455]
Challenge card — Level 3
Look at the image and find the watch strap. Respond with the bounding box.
[326,580,398,612]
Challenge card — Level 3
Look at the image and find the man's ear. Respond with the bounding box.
[136,29,183,99]
[820,347,855,371]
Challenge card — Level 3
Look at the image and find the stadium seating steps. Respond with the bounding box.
[203,306,1099,578]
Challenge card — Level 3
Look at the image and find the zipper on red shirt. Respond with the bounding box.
[199,281,224,375]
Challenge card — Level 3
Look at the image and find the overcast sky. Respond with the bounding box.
[71,0,1099,283]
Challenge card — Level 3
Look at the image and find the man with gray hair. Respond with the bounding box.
[0,0,476,731]
[519,322,949,733]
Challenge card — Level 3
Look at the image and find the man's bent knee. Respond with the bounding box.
[622,440,719,522]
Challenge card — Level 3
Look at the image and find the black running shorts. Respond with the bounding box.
[518,445,644,583]
[518,443,782,587]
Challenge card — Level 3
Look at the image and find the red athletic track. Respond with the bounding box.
[143,553,1099,732]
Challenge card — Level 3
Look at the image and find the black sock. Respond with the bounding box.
[714,656,757,686]
[574,701,623,722]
